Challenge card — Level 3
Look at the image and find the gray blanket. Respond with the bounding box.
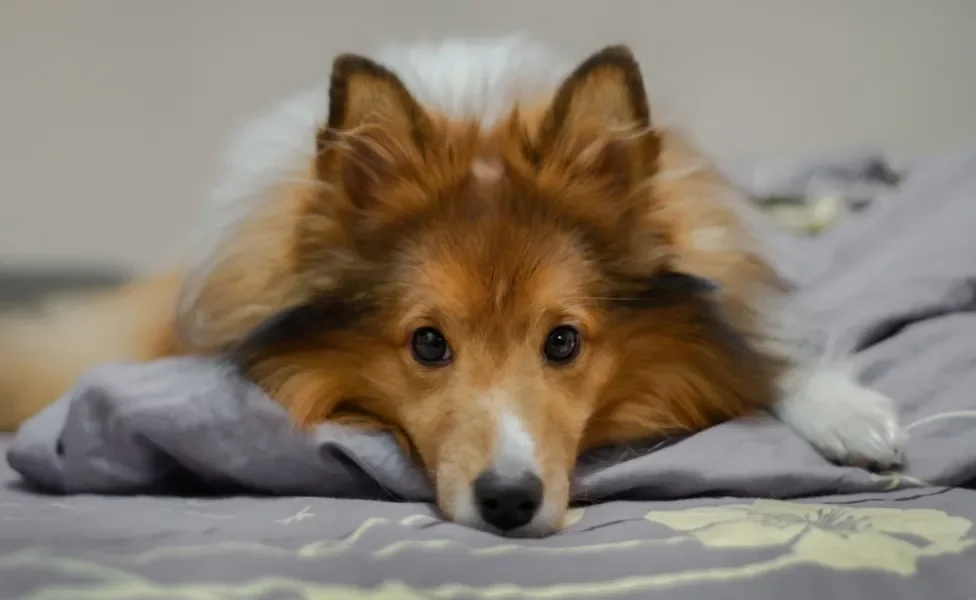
[4,145,976,599]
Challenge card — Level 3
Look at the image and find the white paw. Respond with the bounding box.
[774,367,905,470]
[804,387,905,469]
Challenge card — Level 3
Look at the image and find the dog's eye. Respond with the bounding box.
[543,326,581,364]
[411,327,453,366]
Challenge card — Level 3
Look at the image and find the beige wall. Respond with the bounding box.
[2,0,974,269]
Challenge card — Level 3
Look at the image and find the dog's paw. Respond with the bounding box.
[774,368,906,470]
[806,387,904,470]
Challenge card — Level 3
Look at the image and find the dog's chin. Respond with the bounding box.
[451,514,561,538]
[502,517,562,538]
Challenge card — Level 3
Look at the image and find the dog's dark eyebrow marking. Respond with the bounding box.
[611,270,719,309]
[611,270,762,373]
[229,295,372,371]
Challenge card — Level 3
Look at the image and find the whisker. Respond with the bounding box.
[653,161,709,182]
[277,177,335,191]
[567,296,655,302]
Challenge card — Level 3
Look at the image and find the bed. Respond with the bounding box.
[2,145,975,599]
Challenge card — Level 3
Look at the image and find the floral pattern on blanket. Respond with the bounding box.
[2,499,973,599]
[645,500,973,576]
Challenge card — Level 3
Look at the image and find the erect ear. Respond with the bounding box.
[322,53,432,143]
[316,53,434,207]
[530,44,658,180]
[543,45,649,137]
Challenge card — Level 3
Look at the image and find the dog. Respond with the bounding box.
[0,37,903,537]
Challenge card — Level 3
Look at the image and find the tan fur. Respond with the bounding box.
[0,44,787,534]
[0,272,183,430]
[178,161,321,355]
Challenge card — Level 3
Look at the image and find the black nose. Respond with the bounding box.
[473,470,543,531]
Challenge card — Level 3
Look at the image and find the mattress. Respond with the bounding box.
[2,434,974,599]
[3,146,976,599]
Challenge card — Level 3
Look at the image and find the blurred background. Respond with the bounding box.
[2,0,975,272]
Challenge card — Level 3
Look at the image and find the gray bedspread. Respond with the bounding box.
[3,145,976,599]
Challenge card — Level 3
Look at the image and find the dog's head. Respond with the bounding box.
[230,45,774,536]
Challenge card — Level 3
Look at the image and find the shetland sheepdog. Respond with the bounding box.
[0,37,902,536]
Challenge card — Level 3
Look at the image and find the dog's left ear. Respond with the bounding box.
[542,45,649,138]
[536,45,655,157]
[520,44,660,200]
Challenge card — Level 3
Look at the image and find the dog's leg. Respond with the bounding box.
[771,362,904,469]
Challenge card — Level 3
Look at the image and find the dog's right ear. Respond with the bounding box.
[323,53,432,141]
[317,54,435,206]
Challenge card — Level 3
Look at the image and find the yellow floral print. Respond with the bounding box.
[646,499,974,576]
[4,502,974,599]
